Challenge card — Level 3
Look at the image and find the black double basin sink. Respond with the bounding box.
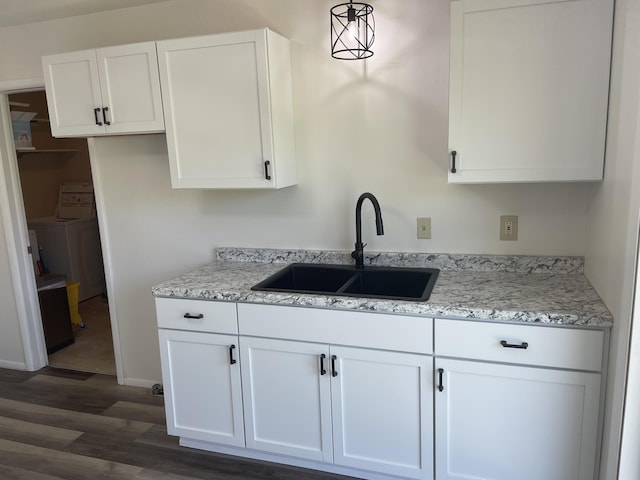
[251,263,439,302]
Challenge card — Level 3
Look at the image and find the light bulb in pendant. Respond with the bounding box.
[347,5,358,41]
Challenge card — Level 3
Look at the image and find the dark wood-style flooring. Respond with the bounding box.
[0,367,354,480]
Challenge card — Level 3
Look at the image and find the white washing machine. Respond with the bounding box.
[28,217,106,302]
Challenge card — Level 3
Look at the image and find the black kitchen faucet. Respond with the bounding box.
[351,192,384,269]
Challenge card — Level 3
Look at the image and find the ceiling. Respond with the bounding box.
[0,0,171,28]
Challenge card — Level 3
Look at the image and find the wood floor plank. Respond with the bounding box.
[65,431,350,480]
[0,369,37,384]
[26,373,96,387]
[0,416,82,449]
[65,431,264,479]
[27,372,159,406]
[102,400,166,425]
[134,424,179,450]
[0,379,114,414]
[134,468,210,480]
[0,438,143,480]
[0,367,354,480]
[82,373,163,407]
[38,367,95,381]
[0,373,162,414]
[0,464,65,480]
[0,397,154,440]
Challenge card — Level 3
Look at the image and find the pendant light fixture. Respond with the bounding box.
[330,1,375,60]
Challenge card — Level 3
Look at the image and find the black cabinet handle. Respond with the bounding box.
[500,340,529,349]
[229,345,237,365]
[320,354,327,375]
[94,108,103,126]
[183,313,204,319]
[102,107,111,125]
[331,355,338,377]
[451,150,457,173]
[437,368,444,392]
[264,160,272,180]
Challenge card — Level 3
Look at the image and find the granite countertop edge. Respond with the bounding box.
[151,248,614,329]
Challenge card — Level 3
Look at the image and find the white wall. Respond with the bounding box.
[584,1,640,478]
[0,1,597,380]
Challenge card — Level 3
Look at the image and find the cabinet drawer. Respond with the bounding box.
[155,297,237,334]
[435,319,603,371]
[238,303,432,354]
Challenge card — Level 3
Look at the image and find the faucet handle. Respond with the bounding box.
[351,247,365,268]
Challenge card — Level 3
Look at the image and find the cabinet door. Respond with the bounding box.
[43,49,104,137]
[97,42,165,134]
[239,337,333,462]
[435,358,600,480]
[158,329,244,447]
[157,29,295,189]
[448,0,613,183]
[330,346,433,479]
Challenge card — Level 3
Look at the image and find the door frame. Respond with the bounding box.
[618,214,640,478]
[0,76,123,383]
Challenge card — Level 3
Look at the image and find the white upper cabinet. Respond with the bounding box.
[157,29,296,189]
[448,0,614,183]
[43,42,165,137]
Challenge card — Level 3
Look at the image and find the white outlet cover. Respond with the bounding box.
[417,217,431,239]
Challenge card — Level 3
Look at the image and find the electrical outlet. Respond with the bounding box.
[500,215,518,241]
[417,217,431,239]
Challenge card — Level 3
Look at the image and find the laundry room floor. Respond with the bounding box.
[48,295,116,375]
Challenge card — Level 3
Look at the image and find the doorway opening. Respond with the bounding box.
[9,90,115,376]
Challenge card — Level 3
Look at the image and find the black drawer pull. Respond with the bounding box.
[229,345,237,365]
[500,340,529,349]
[331,355,338,377]
[183,313,204,319]
[102,107,111,125]
[451,150,457,173]
[264,160,272,180]
[437,368,444,392]
[94,108,103,126]
[320,354,327,375]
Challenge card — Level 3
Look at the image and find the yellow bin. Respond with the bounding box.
[66,281,83,327]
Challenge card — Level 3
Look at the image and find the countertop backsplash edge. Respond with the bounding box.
[215,247,584,274]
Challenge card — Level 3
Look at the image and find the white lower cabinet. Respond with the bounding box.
[239,337,333,462]
[434,319,604,480]
[434,359,601,480]
[240,337,433,479]
[155,300,605,480]
[330,346,432,479]
[158,329,245,447]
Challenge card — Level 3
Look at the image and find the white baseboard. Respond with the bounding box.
[0,359,28,370]
[123,377,160,389]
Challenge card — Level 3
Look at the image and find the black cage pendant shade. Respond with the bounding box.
[330,1,375,60]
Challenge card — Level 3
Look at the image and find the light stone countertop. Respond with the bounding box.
[152,248,613,328]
